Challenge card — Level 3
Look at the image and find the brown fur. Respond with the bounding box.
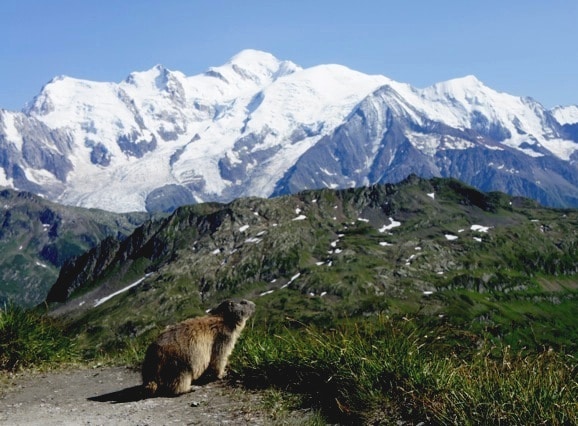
[141,299,255,397]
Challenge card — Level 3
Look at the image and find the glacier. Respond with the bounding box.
[1,49,578,212]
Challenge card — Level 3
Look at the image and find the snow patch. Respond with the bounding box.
[3,112,24,151]
[94,276,147,307]
[281,272,301,288]
[471,224,490,233]
[379,218,401,233]
[0,168,14,188]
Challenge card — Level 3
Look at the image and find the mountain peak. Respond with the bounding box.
[552,104,578,125]
[216,49,300,84]
[429,75,485,94]
[25,75,95,115]
[421,75,497,108]
[451,74,483,85]
[124,64,173,87]
[227,49,280,66]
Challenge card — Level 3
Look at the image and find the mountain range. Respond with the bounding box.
[1,49,578,213]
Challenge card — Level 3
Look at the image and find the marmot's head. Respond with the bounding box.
[209,299,255,325]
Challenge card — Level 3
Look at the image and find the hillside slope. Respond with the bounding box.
[46,176,578,353]
[0,189,150,306]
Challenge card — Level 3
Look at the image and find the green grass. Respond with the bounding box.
[231,316,578,425]
[1,302,576,424]
[0,304,79,371]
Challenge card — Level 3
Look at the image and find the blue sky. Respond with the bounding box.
[1,0,576,111]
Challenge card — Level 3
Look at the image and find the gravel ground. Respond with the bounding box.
[0,366,312,425]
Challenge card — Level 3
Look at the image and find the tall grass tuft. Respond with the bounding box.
[0,304,77,371]
[232,316,578,424]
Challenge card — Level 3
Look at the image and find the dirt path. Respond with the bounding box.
[0,366,311,425]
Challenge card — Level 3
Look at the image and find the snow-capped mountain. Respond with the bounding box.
[1,49,578,212]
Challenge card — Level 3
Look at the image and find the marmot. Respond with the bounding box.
[142,299,255,397]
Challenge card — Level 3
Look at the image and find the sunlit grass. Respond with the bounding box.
[0,305,79,371]
[232,316,578,425]
[2,303,576,424]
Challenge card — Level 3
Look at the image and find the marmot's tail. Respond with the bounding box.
[143,381,158,397]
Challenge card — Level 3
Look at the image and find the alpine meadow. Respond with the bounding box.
[2,176,576,424]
